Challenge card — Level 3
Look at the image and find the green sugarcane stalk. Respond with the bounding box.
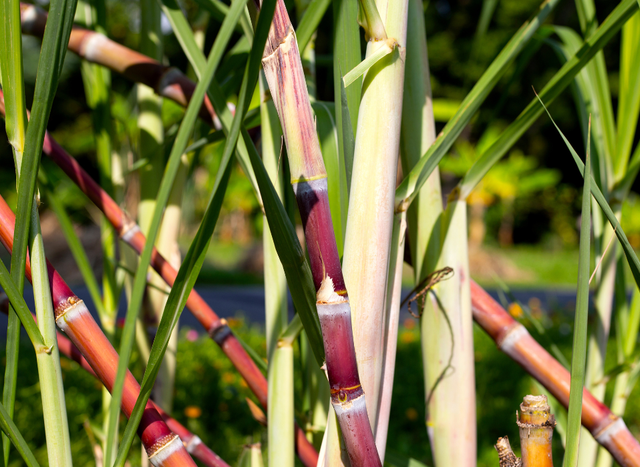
[28,205,74,466]
[341,0,409,458]
[260,71,294,467]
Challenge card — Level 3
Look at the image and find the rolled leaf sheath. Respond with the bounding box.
[19,2,220,128]
[0,91,319,467]
[0,200,197,467]
[470,280,640,467]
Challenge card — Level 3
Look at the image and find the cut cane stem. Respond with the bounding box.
[518,395,555,467]
[471,280,640,467]
[260,1,381,465]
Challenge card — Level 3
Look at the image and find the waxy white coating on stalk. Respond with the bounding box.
[498,324,529,354]
[55,299,89,332]
[148,434,183,466]
[333,392,366,415]
[185,435,202,453]
[80,33,110,63]
[596,417,625,445]
[121,223,140,243]
[316,301,350,320]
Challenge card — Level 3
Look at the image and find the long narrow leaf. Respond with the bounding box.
[536,95,640,297]
[296,0,331,53]
[395,0,561,208]
[105,0,249,461]
[457,0,638,200]
[112,1,278,464]
[0,0,29,459]
[0,258,45,347]
[563,120,592,467]
[0,400,40,467]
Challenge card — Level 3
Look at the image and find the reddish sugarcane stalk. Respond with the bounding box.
[0,90,319,467]
[260,1,381,465]
[471,280,640,467]
[19,3,220,129]
[0,198,197,466]
[0,295,229,467]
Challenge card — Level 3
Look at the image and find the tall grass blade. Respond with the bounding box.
[333,0,360,197]
[0,259,45,347]
[0,0,29,459]
[105,0,249,460]
[615,11,640,179]
[113,2,277,464]
[563,121,592,467]
[260,71,293,467]
[296,0,331,53]
[536,95,640,294]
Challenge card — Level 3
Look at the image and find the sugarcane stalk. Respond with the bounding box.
[423,199,477,467]
[518,395,555,467]
[0,196,198,467]
[0,294,231,467]
[399,1,459,463]
[470,280,640,467]
[260,71,294,467]
[19,2,220,128]
[260,1,381,464]
[0,90,319,467]
[340,1,408,455]
[27,202,75,466]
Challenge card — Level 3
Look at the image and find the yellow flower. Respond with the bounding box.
[184,406,202,419]
[508,303,523,318]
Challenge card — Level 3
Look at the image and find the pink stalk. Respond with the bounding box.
[0,90,319,467]
[0,197,198,467]
[471,280,640,467]
[260,1,381,465]
[0,295,229,467]
[19,3,220,129]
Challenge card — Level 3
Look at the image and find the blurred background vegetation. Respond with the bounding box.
[1,0,640,465]
[2,0,638,290]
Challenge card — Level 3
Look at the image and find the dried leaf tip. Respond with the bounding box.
[495,436,522,467]
[316,275,345,304]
